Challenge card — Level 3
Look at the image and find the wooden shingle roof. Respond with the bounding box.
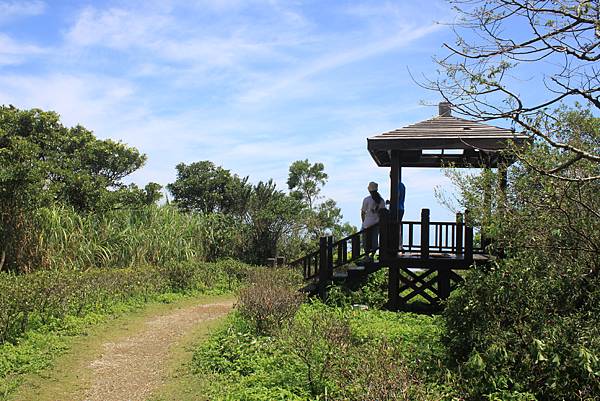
[367,104,530,167]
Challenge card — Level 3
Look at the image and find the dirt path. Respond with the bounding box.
[9,295,234,401]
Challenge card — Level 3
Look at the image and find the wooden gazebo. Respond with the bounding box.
[291,102,529,311]
[369,102,529,310]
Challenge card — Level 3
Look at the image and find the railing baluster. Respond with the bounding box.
[409,223,413,251]
[456,213,463,256]
[351,235,360,260]
[444,224,449,251]
[421,209,430,260]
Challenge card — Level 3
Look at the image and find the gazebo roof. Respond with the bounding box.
[367,103,530,168]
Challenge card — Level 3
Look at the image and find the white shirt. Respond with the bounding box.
[361,196,386,229]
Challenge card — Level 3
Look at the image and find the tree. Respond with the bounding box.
[428,0,599,181]
[286,159,355,243]
[167,161,252,214]
[0,106,147,212]
[287,159,328,208]
[441,110,600,399]
[245,180,303,264]
[426,4,600,397]
[0,105,151,271]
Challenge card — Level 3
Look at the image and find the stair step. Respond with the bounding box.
[301,282,318,294]
[333,271,348,280]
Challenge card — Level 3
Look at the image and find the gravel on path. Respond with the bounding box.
[83,300,233,401]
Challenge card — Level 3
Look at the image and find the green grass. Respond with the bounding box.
[188,302,449,400]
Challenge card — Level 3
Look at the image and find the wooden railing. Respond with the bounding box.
[380,209,482,259]
[290,209,483,301]
[290,224,379,281]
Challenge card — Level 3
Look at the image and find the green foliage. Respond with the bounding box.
[0,260,253,345]
[244,180,303,264]
[327,269,389,309]
[0,106,159,272]
[193,298,450,400]
[0,106,146,213]
[23,205,204,270]
[287,159,327,209]
[441,107,600,400]
[0,204,257,272]
[284,159,356,259]
[167,161,252,214]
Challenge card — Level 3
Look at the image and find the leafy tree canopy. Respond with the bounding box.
[287,159,328,208]
[0,105,155,211]
[167,161,251,214]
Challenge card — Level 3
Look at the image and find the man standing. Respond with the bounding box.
[398,180,406,222]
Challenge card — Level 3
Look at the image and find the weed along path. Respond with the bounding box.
[10,294,234,401]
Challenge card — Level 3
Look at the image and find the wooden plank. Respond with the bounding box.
[327,236,333,281]
[351,235,360,260]
[465,224,474,263]
[398,269,438,304]
[387,263,400,310]
[438,268,450,299]
[456,213,463,255]
[318,236,328,300]
[420,209,430,260]
[398,268,436,293]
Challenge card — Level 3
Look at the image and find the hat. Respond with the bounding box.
[368,182,378,191]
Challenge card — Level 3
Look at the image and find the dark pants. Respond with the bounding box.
[362,225,379,254]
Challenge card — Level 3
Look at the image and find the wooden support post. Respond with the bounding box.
[390,150,400,222]
[351,235,360,260]
[327,236,333,280]
[421,208,430,260]
[390,151,402,255]
[456,212,463,256]
[388,262,399,310]
[438,268,450,300]
[318,236,328,300]
[464,210,473,263]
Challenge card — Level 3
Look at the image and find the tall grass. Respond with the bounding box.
[24,205,243,271]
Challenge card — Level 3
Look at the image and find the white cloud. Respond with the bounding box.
[0,73,136,128]
[237,23,442,104]
[66,7,173,49]
[0,0,45,22]
[0,34,45,65]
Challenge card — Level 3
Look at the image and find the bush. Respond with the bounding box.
[0,260,254,344]
[284,303,351,396]
[236,268,305,335]
[444,258,600,400]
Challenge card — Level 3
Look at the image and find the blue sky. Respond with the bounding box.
[1,0,469,228]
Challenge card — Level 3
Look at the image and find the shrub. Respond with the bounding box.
[284,303,351,397]
[444,258,600,400]
[0,260,253,344]
[336,340,427,401]
[236,268,305,335]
